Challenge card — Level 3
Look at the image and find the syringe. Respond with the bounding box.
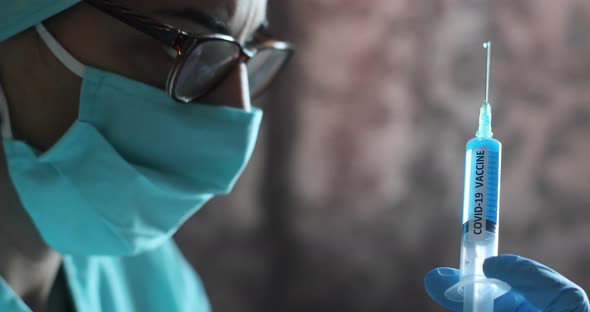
[444,42,510,312]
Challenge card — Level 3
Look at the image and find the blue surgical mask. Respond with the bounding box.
[0,24,262,256]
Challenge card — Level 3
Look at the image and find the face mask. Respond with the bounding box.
[0,24,262,256]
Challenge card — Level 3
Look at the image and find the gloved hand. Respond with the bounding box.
[424,254,589,312]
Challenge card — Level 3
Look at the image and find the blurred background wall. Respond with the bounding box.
[175,0,590,311]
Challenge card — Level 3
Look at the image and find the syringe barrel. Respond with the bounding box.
[459,137,502,279]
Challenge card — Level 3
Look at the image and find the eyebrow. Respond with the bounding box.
[157,8,230,35]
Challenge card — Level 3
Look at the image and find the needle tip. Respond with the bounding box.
[483,41,491,102]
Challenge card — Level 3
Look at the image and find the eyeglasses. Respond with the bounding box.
[84,0,294,102]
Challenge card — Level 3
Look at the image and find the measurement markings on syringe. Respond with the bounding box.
[469,147,488,240]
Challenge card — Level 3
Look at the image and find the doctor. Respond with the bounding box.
[0,0,292,311]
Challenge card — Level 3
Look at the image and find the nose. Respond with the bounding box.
[198,63,251,111]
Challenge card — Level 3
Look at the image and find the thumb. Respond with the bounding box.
[424,267,462,311]
[483,254,589,312]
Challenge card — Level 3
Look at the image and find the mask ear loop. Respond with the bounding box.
[1,24,86,140]
[35,23,86,78]
[0,84,13,139]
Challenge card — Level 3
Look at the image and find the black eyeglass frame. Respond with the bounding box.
[83,0,294,102]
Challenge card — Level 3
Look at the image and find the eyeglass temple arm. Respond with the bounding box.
[84,0,185,49]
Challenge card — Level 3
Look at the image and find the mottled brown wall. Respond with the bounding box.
[176,0,590,311]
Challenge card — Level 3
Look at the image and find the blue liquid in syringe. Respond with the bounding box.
[461,136,501,237]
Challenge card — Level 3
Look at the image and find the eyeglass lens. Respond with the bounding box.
[247,48,290,98]
[174,41,291,101]
[174,40,241,101]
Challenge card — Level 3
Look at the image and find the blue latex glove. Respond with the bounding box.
[424,254,589,311]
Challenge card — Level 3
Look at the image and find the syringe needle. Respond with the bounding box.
[477,42,493,138]
[483,41,491,103]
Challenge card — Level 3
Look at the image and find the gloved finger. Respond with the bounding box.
[424,267,463,311]
[484,254,590,312]
[494,290,538,312]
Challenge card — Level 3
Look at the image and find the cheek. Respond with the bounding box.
[53,4,174,89]
[90,16,175,89]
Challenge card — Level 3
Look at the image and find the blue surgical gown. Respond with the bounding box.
[0,2,211,311]
[0,240,211,311]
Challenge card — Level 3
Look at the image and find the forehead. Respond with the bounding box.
[123,0,267,41]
